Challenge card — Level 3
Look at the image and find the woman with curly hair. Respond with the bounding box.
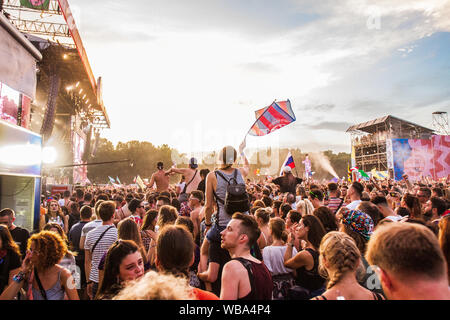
[43,223,78,287]
[0,225,21,295]
[0,231,79,300]
[113,271,195,300]
[312,232,384,300]
[40,200,69,233]
[95,240,144,300]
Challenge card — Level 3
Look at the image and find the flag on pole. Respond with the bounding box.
[371,168,388,179]
[359,169,369,179]
[116,176,122,185]
[347,163,352,183]
[20,0,50,10]
[248,100,296,136]
[351,146,356,168]
[136,175,146,190]
[280,151,296,176]
[108,176,116,184]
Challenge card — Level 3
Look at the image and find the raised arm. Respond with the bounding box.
[148,173,156,190]
[239,154,250,178]
[202,172,216,231]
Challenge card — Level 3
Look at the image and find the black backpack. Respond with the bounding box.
[214,169,250,215]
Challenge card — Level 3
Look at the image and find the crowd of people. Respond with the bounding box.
[0,145,449,300]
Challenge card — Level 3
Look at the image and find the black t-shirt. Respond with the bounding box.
[10,227,30,259]
[273,175,303,194]
[0,249,21,293]
[197,179,206,194]
[68,214,81,231]
[68,221,89,262]
[208,240,231,297]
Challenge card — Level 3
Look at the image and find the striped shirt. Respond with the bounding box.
[84,224,118,283]
[327,197,343,213]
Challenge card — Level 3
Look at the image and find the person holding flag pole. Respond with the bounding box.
[272,152,303,195]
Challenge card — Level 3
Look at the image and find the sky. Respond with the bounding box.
[68,0,450,158]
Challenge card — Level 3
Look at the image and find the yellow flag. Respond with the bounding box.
[136,175,146,190]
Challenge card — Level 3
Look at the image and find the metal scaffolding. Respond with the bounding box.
[432,111,449,135]
[2,0,74,47]
[347,115,434,173]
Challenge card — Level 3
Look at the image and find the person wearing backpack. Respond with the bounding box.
[197,145,249,296]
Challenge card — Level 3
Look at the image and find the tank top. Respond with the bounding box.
[45,215,65,229]
[318,292,384,300]
[295,248,326,292]
[32,270,65,300]
[233,257,273,300]
[214,169,247,227]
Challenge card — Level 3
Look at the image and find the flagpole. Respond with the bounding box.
[288,148,300,178]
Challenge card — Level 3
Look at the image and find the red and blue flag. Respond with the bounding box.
[248,100,296,136]
[280,151,296,176]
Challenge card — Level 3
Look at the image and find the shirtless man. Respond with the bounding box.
[167,158,202,195]
[148,162,170,192]
[188,190,204,244]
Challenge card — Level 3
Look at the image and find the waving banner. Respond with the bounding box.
[248,100,296,136]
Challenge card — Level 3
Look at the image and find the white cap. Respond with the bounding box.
[283,166,292,173]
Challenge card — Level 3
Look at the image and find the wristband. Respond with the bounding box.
[12,271,27,283]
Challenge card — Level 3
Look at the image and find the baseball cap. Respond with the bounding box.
[283,166,292,173]
[189,157,198,169]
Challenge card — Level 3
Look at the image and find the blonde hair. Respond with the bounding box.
[319,231,361,289]
[157,205,178,228]
[113,271,195,300]
[296,199,314,216]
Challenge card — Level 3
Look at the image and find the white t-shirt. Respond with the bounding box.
[262,245,298,276]
[84,224,118,283]
[346,200,362,211]
[81,220,103,237]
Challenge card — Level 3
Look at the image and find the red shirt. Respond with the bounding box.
[192,288,219,300]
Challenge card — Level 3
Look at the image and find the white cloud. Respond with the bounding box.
[71,0,450,153]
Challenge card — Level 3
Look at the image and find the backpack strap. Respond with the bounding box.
[229,169,238,184]
[334,198,345,214]
[91,226,114,254]
[182,170,198,194]
[213,170,232,205]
